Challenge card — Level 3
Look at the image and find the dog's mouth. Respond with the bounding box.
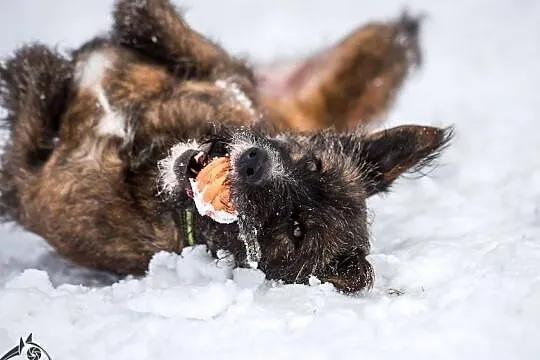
[171,138,277,268]
[170,139,243,226]
[179,150,210,199]
[173,140,231,199]
[166,135,286,269]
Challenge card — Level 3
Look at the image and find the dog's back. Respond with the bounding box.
[0,0,265,274]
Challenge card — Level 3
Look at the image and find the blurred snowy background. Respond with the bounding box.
[1,0,540,359]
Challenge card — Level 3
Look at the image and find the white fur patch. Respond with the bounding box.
[95,87,127,138]
[215,79,256,116]
[97,113,127,138]
[76,51,127,139]
[158,140,200,195]
[76,51,111,89]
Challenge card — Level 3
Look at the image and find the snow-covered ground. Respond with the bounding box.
[1,0,540,359]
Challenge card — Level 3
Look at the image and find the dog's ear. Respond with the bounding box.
[359,125,453,196]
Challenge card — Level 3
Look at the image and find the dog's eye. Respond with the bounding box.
[305,157,322,172]
[292,220,304,239]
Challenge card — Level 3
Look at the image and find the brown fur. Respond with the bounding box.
[0,0,444,291]
[259,12,421,132]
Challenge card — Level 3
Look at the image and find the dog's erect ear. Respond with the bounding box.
[257,12,423,133]
[360,125,453,196]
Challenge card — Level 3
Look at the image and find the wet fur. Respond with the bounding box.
[0,0,451,293]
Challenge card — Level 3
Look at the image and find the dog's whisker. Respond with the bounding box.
[0,0,450,295]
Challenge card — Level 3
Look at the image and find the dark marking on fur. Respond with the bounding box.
[0,0,451,293]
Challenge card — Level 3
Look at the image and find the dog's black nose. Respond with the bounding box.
[237,147,270,185]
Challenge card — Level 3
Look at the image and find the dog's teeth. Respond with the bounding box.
[194,151,206,165]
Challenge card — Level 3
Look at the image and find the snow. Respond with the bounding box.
[215,78,257,116]
[237,216,262,269]
[1,0,540,359]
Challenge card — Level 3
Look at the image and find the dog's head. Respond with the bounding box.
[125,0,449,292]
[160,125,451,293]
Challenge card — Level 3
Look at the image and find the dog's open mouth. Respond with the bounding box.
[176,145,238,224]
[179,149,208,198]
[173,142,263,268]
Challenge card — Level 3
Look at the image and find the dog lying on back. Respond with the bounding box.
[0,0,451,293]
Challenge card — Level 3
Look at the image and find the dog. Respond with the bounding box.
[0,0,451,293]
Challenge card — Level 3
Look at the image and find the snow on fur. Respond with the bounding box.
[157,140,200,195]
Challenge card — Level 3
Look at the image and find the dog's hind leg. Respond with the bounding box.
[0,44,176,275]
[112,0,251,81]
[258,13,423,132]
[29,52,177,275]
[0,45,72,224]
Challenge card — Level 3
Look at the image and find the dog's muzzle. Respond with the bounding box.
[235,147,271,186]
[173,149,206,198]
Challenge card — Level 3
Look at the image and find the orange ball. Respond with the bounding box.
[194,157,236,215]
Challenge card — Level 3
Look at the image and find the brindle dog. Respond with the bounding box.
[0,0,451,293]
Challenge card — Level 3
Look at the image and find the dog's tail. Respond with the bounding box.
[0,44,72,222]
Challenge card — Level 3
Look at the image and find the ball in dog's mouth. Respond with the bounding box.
[186,153,238,224]
[183,151,262,268]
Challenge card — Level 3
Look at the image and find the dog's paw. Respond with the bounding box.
[393,10,424,67]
